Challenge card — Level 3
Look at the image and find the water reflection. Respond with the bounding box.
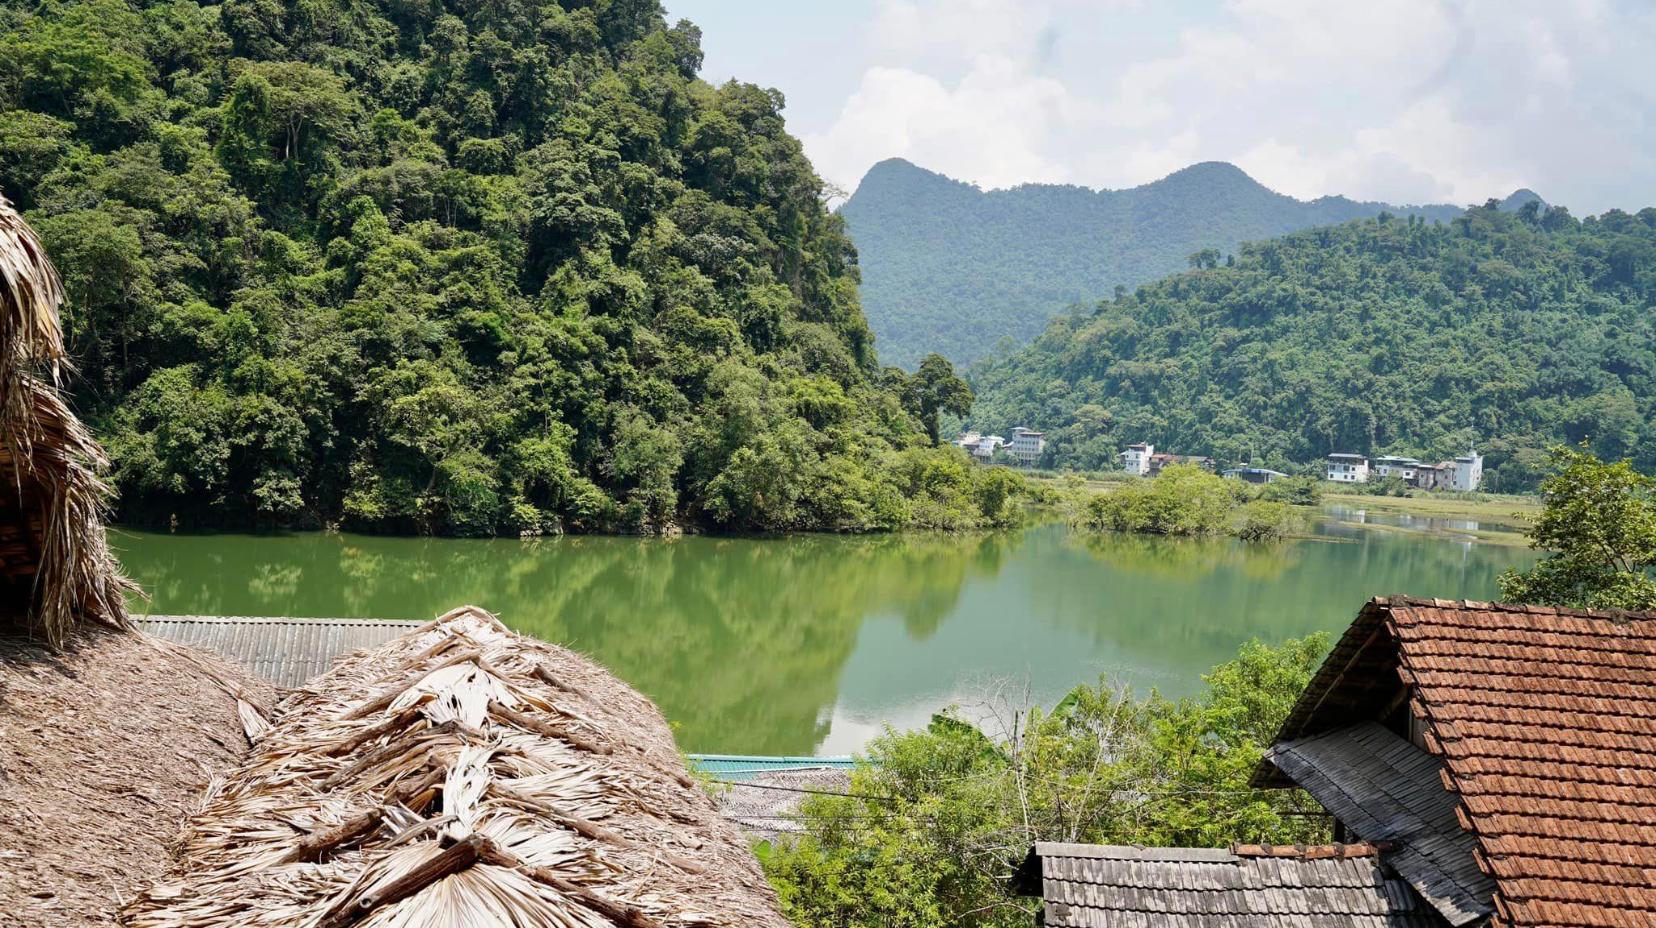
[112,519,1534,756]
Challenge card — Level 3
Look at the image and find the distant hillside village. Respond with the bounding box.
[953,428,1046,465]
[1122,442,1485,491]
[954,429,1486,492]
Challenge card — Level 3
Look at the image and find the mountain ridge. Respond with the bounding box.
[841,158,1534,368]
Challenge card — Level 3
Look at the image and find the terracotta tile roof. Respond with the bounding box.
[1011,842,1450,927]
[1264,596,1656,928]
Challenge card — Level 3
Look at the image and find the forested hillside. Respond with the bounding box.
[840,157,1471,368]
[0,0,1015,535]
[969,203,1656,491]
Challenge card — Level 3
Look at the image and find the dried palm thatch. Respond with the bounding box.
[123,606,791,928]
[0,192,67,392]
[0,193,132,644]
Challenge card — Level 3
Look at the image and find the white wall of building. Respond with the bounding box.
[1325,456,1370,483]
[1122,443,1153,476]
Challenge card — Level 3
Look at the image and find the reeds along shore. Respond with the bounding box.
[123,605,790,928]
[0,194,130,645]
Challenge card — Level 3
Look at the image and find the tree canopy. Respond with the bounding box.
[760,634,1332,928]
[1499,446,1656,610]
[0,0,1022,535]
[970,204,1656,489]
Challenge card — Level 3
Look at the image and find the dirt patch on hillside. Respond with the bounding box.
[0,627,275,928]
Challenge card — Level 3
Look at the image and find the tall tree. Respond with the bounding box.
[902,353,973,445]
[1499,446,1656,610]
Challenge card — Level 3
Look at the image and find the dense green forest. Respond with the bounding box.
[0,0,1020,535]
[838,156,1499,368]
[969,203,1656,491]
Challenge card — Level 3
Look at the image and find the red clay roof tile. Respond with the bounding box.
[1384,599,1656,928]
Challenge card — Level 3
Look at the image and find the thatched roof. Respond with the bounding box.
[122,605,790,928]
[0,193,131,644]
[1,627,276,927]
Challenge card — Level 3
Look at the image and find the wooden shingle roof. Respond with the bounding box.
[1261,596,1656,928]
[1266,722,1496,925]
[1013,843,1449,927]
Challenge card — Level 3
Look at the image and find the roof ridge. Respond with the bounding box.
[1229,842,1382,859]
[1373,594,1656,623]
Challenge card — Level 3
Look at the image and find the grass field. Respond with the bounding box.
[1321,491,1540,525]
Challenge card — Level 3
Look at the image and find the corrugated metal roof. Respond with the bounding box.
[139,615,421,687]
[688,754,856,781]
[1016,843,1451,927]
[1266,722,1496,926]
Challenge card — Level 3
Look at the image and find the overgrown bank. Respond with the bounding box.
[1074,465,1317,541]
[0,0,1013,536]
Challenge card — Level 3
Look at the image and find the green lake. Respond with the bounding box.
[111,513,1535,756]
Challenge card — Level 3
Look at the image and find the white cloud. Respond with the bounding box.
[805,57,1080,191]
[802,0,1656,213]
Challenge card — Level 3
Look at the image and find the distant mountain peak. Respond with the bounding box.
[840,157,1467,368]
[1499,188,1547,211]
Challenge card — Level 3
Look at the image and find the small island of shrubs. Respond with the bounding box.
[1076,464,1320,541]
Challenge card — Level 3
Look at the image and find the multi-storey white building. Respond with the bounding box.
[1325,453,1370,483]
[1372,456,1423,481]
[1008,428,1045,465]
[1448,451,1484,492]
[1121,442,1154,476]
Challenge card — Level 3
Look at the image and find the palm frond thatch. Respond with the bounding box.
[122,606,791,928]
[0,192,132,644]
[0,192,67,391]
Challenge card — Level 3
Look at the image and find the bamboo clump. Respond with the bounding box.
[0,193,131,643]
[122,606,790,928]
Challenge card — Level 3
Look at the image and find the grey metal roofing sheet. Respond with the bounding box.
[1024,843,1451,928]
[1265,723,1496,926]
[139,615,421,687]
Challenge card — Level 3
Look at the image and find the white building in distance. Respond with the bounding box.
[1008,428,1045,465]
[1122,442,1154,476]
[1325,453,1370,483]
[1372,456,1423,482]
[1448,451,1484,492]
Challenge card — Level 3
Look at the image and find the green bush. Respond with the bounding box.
[762,635,1333,928]
[1233,500,1298,541]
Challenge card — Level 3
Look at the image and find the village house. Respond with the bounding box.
[1008,427,1046,465]
[1222,465,1287,484]
[1325,452,1370,483]
[1373,455,1423,481]
[1016,596,1656,927]
[952,431,1005,460]
[1448,450,1484,492]
[1148,452,1216,476]
[1121,442,1154,475]
[1121,443,1215,476]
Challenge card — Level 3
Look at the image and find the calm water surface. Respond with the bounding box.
[111,517,1534,755]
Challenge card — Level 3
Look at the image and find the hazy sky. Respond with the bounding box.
[665,0,1656,213]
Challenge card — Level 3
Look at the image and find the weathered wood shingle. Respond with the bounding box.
[1014,843,1451,927]
[1266,722,1497,925]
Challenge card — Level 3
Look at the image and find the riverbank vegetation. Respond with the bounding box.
[1074,465,1310,540]
[1499,446,1656,610]
[759,634,1331,928]
[970,204,1656,490]
[0,0,1022,536]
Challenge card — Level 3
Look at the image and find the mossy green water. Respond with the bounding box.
[113,518,1533,755]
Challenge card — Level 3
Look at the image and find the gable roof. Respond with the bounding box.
[123,605,788,928]
[1259,596,1656,928]
[1013,842,1449,927]
[1265,722,1496,925]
